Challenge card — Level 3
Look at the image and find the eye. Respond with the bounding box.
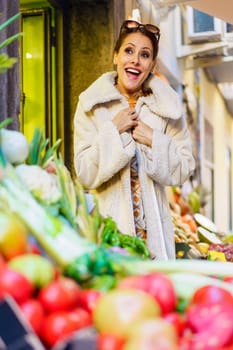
[125,47,134,54]
[141,51,150,58]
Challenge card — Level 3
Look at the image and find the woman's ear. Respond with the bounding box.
[150,60,157,74]
[113,52,118,65]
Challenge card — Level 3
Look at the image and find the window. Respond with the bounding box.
[187,6,222,43]
[224,22,233,42]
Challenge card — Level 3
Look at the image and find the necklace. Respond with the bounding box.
[115,83,144,109]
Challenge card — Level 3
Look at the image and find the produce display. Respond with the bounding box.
[1,122,233,349]
[170,186,232,261]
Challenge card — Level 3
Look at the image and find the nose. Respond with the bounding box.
[131,52,140,65]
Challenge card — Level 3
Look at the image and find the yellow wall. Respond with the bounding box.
[184,68,233,233]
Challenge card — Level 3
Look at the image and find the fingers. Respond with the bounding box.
[129,110,136,115]
[128,110,138,120]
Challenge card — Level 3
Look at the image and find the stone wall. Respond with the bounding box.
[63,0,121,170]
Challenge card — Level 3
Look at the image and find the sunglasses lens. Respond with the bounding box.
[145,24,160,35]
[122,20,160,41]
[124,20,140,29]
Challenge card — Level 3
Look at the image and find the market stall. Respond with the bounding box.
[1,124,233,350]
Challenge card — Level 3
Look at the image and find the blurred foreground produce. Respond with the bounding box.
[1,126,233,349]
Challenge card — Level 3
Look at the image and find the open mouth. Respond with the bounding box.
[125,68,141,77]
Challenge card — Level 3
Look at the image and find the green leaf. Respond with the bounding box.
[0,33,23,50]
[0,117,13,129]
[0,13,20,32]
[0,53,17,73]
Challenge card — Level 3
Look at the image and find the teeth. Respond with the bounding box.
[126,68,140,74]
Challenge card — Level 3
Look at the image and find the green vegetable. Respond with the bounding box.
[100,217,150,258]
[26,128,61,168]
[0,155,96,269]
[81,274,118,291]
[75,180,102,242]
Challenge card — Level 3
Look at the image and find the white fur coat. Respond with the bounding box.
[73,72,195,259]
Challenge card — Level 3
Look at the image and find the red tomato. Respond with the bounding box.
[190,285,233,307]
[186,302,233,334]
[118,272,177,314]
[41,308,92,347]
[20,298,45,336]
[163,311,187,337]
[38,276,80,312]
[78,289,103,315]
[188,306,233,349]
[0,266,34,303]
[68,307,92,329]
[97,333,125,350]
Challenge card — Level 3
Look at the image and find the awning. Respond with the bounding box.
[159,0,233,24]
[184,0,233,25]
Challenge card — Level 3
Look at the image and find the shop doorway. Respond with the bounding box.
[19,0,64,152]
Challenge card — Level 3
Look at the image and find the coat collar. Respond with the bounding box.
[79,71,182,120]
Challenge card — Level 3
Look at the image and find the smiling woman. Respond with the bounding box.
[73,19,195,260]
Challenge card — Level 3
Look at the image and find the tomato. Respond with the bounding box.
[38,276,81,313]
[163,311,187,337]
[0,212,28,260]
[41,308,92,347]
[0,266,34,303]
[20,298,45,336]
[68,307,92,329]
[186,302,233,349]
[190,285,233,307]
[118,272,177,314]
[97,333,125,350]
[78,289,103,316]
[188,305,233,349]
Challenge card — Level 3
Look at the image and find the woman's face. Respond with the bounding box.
[114,32,156,96]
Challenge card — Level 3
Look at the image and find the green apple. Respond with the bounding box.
[8,253,55,289]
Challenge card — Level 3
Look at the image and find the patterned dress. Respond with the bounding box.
[128,96,147,240]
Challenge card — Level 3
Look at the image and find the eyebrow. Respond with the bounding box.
[124,42,152,51]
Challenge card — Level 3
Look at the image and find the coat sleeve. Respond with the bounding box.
[73,101,136,189]
[140,115,195,186]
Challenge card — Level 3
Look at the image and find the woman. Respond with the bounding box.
[73,20,195,259]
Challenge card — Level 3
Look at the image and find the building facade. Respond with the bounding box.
[1,0,233,233]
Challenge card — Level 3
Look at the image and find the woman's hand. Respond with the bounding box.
[112,108,139,134]
[132,120,153,147]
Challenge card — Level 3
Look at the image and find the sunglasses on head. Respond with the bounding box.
[121,20,160,41]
